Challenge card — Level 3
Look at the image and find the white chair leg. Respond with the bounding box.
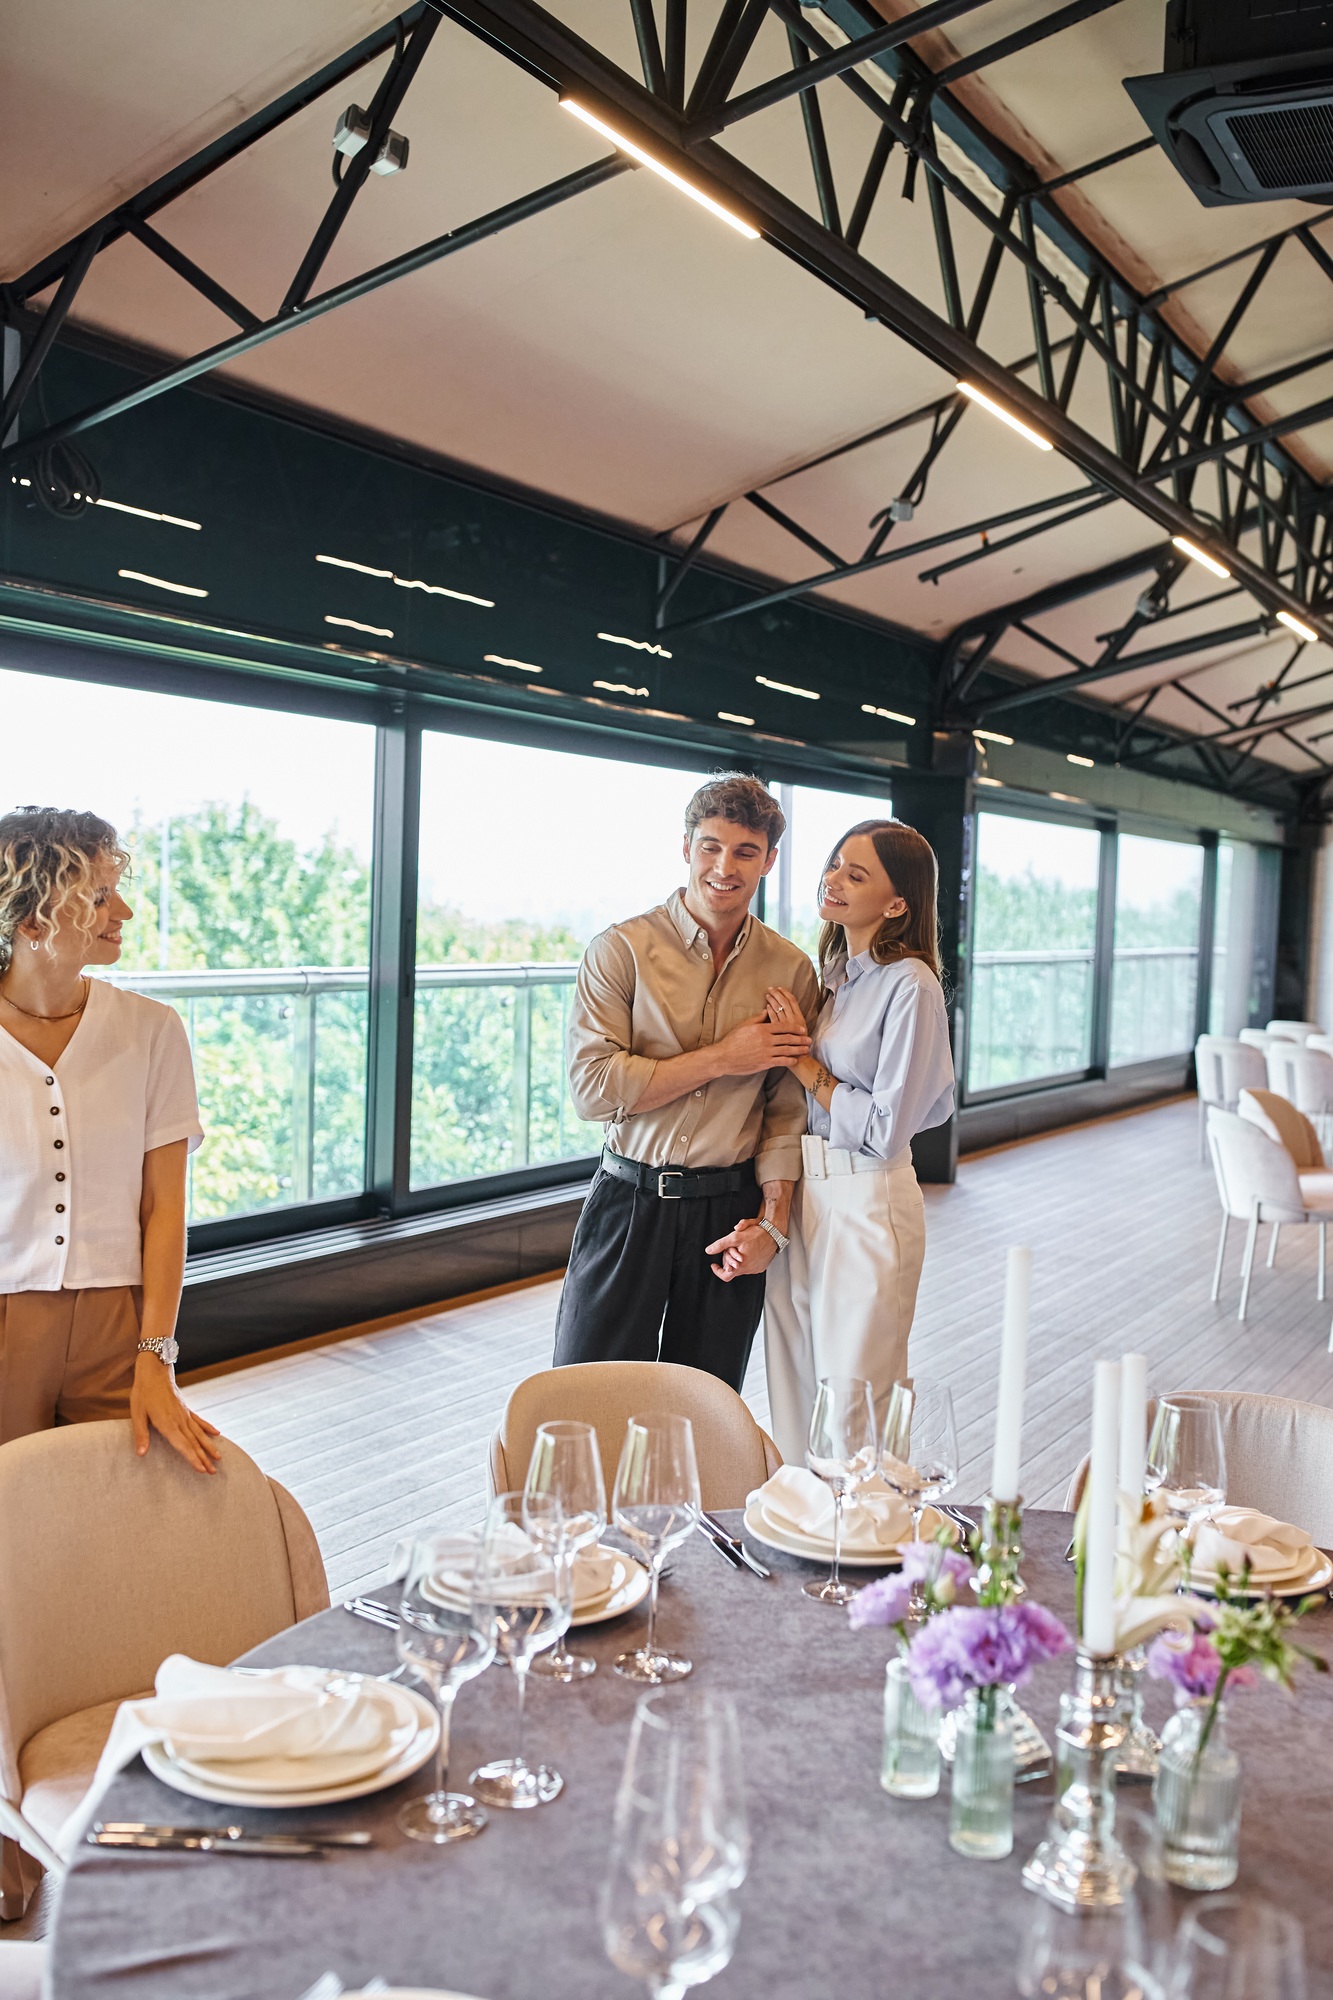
[1320,1223,1327,1305]
[0,1793,66,1877]
[1238,1203,1260,1321]
[1210,1213,1230,1303]
[1267,1222,1281,1268]
[1198,1096,1207,1164]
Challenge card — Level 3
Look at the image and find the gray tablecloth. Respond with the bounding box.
[48,1512,1333,2000]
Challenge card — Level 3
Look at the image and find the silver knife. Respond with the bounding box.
[95,1822,372,1847]
[88,1830,327,1856]
[693,1517,745,1570]
[702,1511,771,1579]
[343,1598,399,1630]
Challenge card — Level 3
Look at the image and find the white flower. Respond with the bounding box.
[1113,1490,1206,1653]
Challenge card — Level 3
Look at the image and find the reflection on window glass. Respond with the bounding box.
[0,666,375,1223]
[1210,840,1279,1037]
[774,784,890,959]
[968,812,1100,1092]
[412,736,704,1189]
[1110,834,1204,1065]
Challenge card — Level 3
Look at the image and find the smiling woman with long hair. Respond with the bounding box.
[0,806,219,1471]
[748,819,955,1464]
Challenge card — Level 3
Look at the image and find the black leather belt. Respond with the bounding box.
[599,1149,756,1200]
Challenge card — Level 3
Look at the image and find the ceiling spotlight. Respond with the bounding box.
[888,498,915,523]
[333,104,408,174]
[370,132,409,176]
[956,381,1053,452]
[1277,609,1319,643]
[973,728,1014,745]
[1171,535,1231,580]
[1067,753,1094,768]
[560,98,759,238]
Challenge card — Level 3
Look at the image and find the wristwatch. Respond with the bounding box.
[136,1337,180,1368]
[754,1217,790,1254]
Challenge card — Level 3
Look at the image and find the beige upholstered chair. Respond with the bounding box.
[1194,1034,1266,1161]
[1064,1390,1333,1543]
[1207,1104,1333,1329]
[489,1362,782,1510]
[0,1421,328,1919]
[0,1943,44,2000]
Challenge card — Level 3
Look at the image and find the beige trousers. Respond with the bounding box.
[763,1158,927,1466]
[0,1287,141,1448]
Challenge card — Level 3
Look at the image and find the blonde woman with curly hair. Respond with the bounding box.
[741,819,955,1465]
[0,805,219,1471]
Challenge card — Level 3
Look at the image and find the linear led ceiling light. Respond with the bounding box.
[756,674,819,700]
[1277,609,1319,643]
[973,729,1014,745]
[484,653,542,673]
[561,99,760,238]
[1067,753,1095,767]
[96,498,200,529]
[956,382,1053,452]
[594,680,649,696]
[718,711,754,726]
[861,703,916,726]
[597,632,673,657]
[316,553,493,608]
[1170,535,1231,580]
[117,568,207,597]
[325,615,393,637]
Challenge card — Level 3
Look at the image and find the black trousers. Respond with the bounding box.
[552,1167,766,1392]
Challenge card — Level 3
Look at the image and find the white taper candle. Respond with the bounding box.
[990,1246,1031,1503]
[1084,1359,1121,1656]
[1118,1353,1148,1500]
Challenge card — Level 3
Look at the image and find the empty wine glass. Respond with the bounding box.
[612,1413,701,1684]
[524,1419,608,1682]
[468,1491,572,1808]
[600,1688,747,1999]
[1169,1895,1307,2000]
[803,1375,877,1606]
[394,1530,495,1844]
[1017,1886,1164,1999]
[880,1378,960,1618]
[1147,1394,1227,1532]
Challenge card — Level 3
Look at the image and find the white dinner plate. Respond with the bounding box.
[1190,1547,1333,1600]
[742,1500,952,1568]
[167,1673,420,1794]
[571,1550,651,1626]
[143,1677,439,1809]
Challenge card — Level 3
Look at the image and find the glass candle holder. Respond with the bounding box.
[882,1655,940,1800]
[949,1687,1014,1860]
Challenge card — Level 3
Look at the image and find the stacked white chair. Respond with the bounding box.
[1207,1098,1333,1341]
[1194,1035,1266,1160]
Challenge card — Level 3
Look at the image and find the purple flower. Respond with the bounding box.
[1147,1628,1259,1702]
[846,1543,977,1632]
[848,1573,914,1630]
[900,1542,976,1601]
[906,1601,1073,1710]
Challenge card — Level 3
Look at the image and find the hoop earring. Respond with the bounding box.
[29,939,39,952]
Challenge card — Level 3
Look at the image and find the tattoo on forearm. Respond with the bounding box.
[812,1063,834,1097]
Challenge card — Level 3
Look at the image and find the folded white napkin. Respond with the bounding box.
[88,1656,401,1803]
[750,1467,917,1552]
[420,1540,617,1612]
[1188,1506,1313,1578]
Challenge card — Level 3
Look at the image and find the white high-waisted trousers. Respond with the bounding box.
[763,1136,927,1466]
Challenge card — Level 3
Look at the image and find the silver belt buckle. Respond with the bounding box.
[657,1170,685,1199]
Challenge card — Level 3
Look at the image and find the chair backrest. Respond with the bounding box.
[1208,1105,1305,1222]
[0,1422,328,1798]
[1281,1046,1333,1119]
[1266,1019,1322,1042]
[1237,1087,1324,1170]
[1065,1390,1333,1543]
[1238,1028,1278,1052]
[1308,1035,1333,1061]
[1196,1035,1265,1109]
[488,1362,782,1511]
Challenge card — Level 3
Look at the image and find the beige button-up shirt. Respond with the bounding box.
[567,890,820,1185]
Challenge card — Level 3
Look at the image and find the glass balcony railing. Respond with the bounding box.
[100,962,590,1223]
[969,945,1200,1093]
[1109,945,1200,1067]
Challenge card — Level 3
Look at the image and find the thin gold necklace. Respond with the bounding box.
[0,977,89,1023]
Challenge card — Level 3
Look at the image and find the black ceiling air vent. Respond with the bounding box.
[1125,0,1333,206]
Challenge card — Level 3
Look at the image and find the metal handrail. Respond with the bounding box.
[99,961,580,996]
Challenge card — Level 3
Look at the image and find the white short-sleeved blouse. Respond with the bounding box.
[0,978,203,1292]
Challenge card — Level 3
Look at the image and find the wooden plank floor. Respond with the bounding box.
[187,1096,1333,1602]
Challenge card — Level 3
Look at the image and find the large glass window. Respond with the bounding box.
[967,812,1101,1093]
[773,783,891,957]
[0,666,375,1223]
[1110,834,1205,1065]
[411,736,704,1189]
[1210,839,1281,1037]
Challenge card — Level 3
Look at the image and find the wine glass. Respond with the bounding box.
[1169,1895,1307,2000]
[600,1688,747,1999]
[524,1419,608,1682]
[612,1413,701,1684]
[803,1375,877,1606]
[393,1530,495,1844]
[1017,1886,1164,1999]
[467,1491,572,1808]
[1146,1394,1227,1532]
[880,1378,960,1618]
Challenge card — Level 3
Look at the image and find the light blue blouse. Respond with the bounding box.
[806,952,955,1164]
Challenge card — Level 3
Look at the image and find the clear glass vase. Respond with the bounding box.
[949,1687,1014,1860]
[1152,1699,1241,1890]
[882,1655,940,1799]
